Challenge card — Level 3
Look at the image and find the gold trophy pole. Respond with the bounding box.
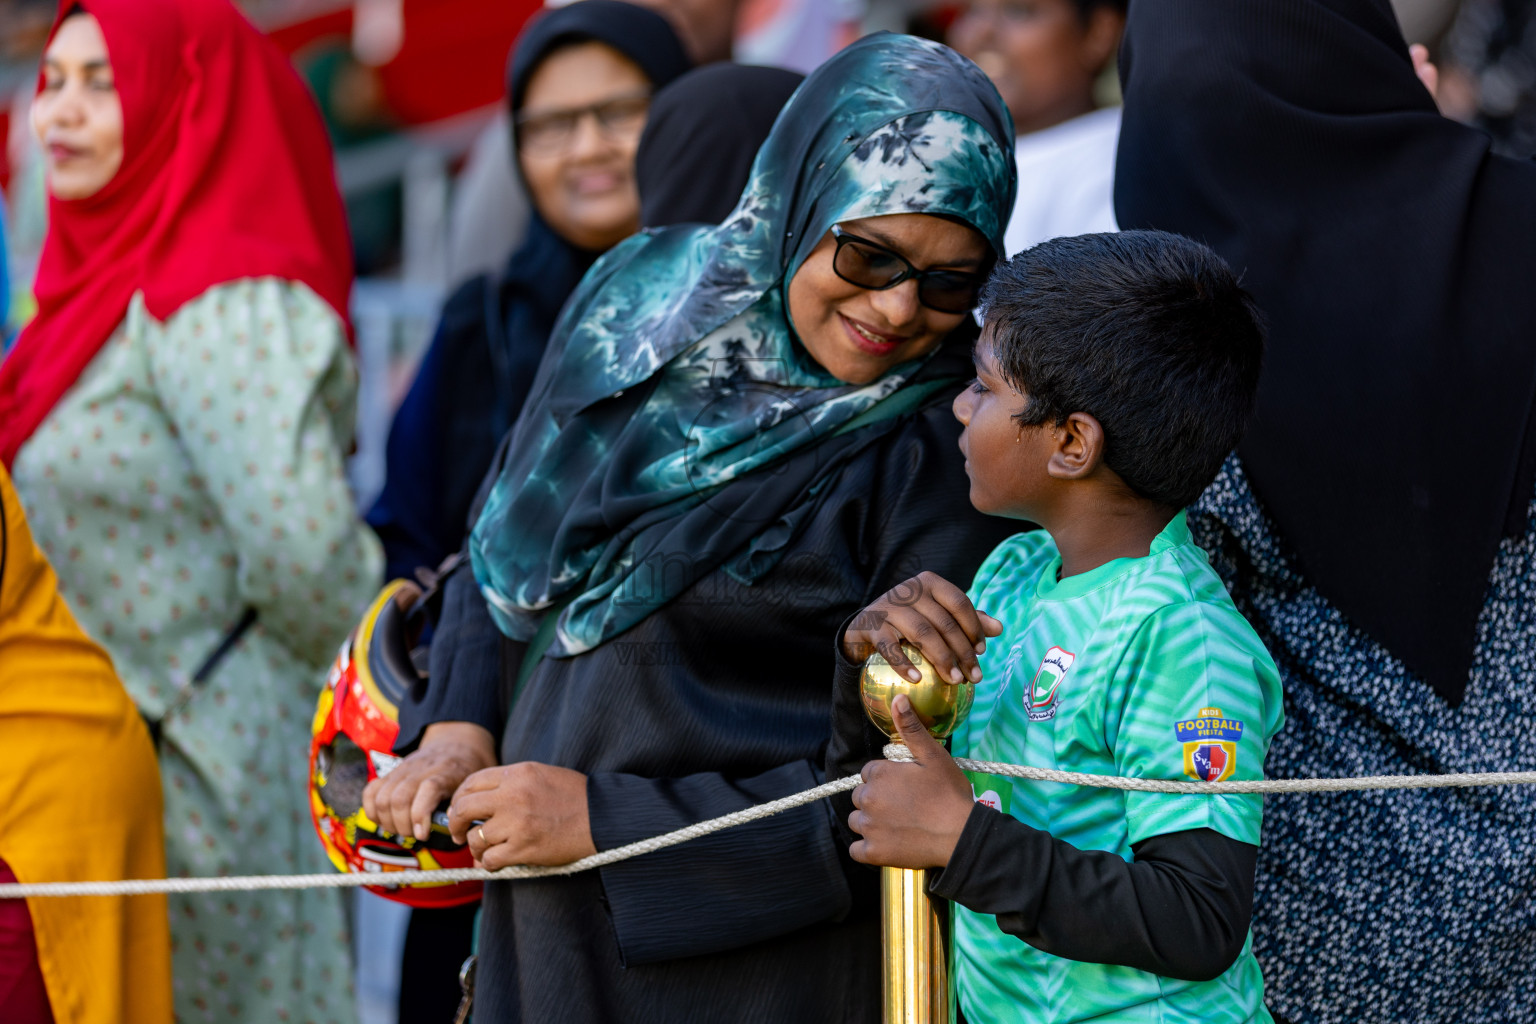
[860,643,974,1024]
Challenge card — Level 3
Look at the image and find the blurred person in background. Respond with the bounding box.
[948,0,1125,253]
[731,0,864,72]
[634,60,804,227]
[1117,0,1536,1019]
[0,465,172,1023]
[445,0,745,288]
[369,1,690,585]
[0,2,383,1021]
[634,0,745,63]
[369,4,690,1016]
[1442,0,1536,154]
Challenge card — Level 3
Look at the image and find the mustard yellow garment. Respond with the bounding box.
[0,464,172,1023]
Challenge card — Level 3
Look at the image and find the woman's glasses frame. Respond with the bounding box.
[514,89,653,157]
[829,225,988,315]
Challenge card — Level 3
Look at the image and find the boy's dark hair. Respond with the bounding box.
[980,230,1265,510]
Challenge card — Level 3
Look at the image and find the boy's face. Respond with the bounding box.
[952,329,1058,520]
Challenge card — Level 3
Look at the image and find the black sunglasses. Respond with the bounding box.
[829,225,988,315]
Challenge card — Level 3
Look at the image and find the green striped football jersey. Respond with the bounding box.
[951,511,1283,1023]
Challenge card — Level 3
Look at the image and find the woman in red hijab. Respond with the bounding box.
[0,3,382,1021]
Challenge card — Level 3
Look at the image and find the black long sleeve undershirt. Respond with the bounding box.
[827,633,1257,984]
[930,806,1256,982]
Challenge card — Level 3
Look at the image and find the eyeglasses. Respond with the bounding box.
[514,90,652,156]
[830,226,988,315]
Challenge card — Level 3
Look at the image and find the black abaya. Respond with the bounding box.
[1117,3,1536,1019]
[402,384,1018,1022]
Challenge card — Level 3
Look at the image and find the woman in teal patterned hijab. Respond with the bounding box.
[380,31,1019,1021]
[470,32,1016,654]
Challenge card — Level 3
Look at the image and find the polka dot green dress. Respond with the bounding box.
[11,278,383,1023]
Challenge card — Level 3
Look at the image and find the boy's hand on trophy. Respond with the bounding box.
[847,694,975,869]
[842,570,1003,684]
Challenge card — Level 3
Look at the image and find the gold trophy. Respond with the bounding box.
[860,642,974,1024]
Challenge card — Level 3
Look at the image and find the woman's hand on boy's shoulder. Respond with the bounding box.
[842,570,1002,684]
[848,693,976,869]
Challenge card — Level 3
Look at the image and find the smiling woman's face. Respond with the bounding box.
[32,13,123,201]
[516,41,651,252]
[786,213,989,386]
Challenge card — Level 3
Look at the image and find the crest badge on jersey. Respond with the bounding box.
[1025,646,1076,722]
[1175,706,1244,782]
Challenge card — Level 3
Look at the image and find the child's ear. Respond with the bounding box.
[1045,411,1106,480]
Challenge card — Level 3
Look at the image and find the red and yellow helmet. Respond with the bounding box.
[309,580,481,908]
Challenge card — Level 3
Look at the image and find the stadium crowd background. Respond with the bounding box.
[0,0,1529,511]
[0,0,1532,501]
[0,0,1534,1022]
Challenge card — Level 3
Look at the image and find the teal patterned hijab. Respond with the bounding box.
[470,33,1016,653]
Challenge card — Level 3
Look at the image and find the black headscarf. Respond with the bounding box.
[507,0,693,116]
[635,63,805,227]
[1115,0,1536,704]
[485,0,693,460]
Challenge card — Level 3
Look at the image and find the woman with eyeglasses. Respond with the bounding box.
[365,33,1020,1022]
[368,2,691,586]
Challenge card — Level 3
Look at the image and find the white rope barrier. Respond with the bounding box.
[8,749,1536,899]
[0,776,861,899]
[917,746,1536,795]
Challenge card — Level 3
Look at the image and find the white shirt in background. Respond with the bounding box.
[1005,105,1121,255]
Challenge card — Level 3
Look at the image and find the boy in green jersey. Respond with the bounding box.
[835,231,1282,1023]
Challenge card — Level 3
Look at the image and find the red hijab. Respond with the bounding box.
[0,0,353,467]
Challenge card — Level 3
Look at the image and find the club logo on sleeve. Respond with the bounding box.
[1025,647,1075,722]
[965,771,1012,814]
[1175,707,1244,782]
